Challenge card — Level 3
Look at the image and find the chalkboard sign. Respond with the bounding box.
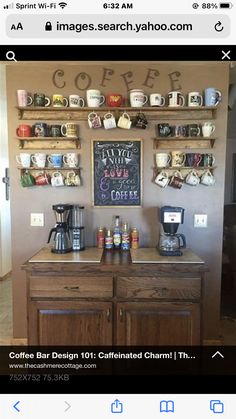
[92,139,142,207]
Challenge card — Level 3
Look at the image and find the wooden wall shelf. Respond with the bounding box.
[154,138,215,149]
[17,106,217,121]
[18,167,80,171]
[16,137,80,150]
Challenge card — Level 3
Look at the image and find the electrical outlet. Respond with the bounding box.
[30,213,44,227]
[194,214,207,228]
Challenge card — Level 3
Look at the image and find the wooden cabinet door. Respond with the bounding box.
[115,302,200,345]
[29,301,112,345]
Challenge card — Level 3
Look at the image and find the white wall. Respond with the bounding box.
[0,64,12,277]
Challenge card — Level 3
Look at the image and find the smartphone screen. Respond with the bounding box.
[0,0,235,408]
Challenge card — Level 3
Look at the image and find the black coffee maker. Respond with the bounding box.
[68,205,85,251]
[48,204,73,253]
[158,206,186,256]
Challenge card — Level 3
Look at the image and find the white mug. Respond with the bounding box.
[51,171,64,187]
[168,91,185,107]
[150,93,165,107]
[17,90,33,107]
[155,153,171,168]
[63,153,79,167]
[129,89,148,107]
[65,171,81,186]
[103,112,116,129]
[16,153,31,168]
[86,89,105,107]
[188,92,203,107]
[171,151,186,167]
[201,170,215,186]
[155,171,169,188]
[69,95,85,107]
[202,122,216,137]
[185,170,200,186]
[117,112,132,129]
[31,153,46,168]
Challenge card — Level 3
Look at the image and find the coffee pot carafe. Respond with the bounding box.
[159,233,186,254]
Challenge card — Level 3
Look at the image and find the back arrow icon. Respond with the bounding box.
[13,401,20,412]
[64,401,71,412]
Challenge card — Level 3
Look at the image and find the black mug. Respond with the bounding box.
[32,123,48,137]
[134,113,148,129]
[50,125,62,137]
[158,123,172,137]
[186,124,201,137]
[33,93,51,107]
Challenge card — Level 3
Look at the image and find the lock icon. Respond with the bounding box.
[45,21,52,31]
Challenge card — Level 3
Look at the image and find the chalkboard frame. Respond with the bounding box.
[91,138,143,207]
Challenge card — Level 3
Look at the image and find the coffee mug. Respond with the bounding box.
[103,112,116,129]
[202,122,216,137]
[175,125,187,137]
[69,95,85,107]
[33,93,51,107]
[50,125,62,137]
[47,154,63,168]
[52,94,69,107]
[150,93,165,107]
[134,113,148,129]
[200,153,215,167]
[64,171,81,186]
[61,123,78,138]
[32,123,48,137]
[185,170,200,186]
[63,153,79,168]
[86,89,105,107]
[106,94,123,107]
[186,124,201,137]
[17,90,33,107]
[158,123,172,137]
[155,153,171,168]
[129,89,148,107]
[154,171,169,188]
[16,124,31,137]
[169,171,184,189]
[171,151,186,167]
[204,88,222,106]
[88,112,102,129]
[35,172,50,186]
[20,172,35,187]
[186,153,202,167]
[16,153,31,168]
[31,153,47,168]
[168,91,185,107]
[51,171,64,187]
[117,112,132,129]
[201,170,216,186]
[188,92,203,107]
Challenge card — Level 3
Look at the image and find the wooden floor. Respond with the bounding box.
[0,276,236,345]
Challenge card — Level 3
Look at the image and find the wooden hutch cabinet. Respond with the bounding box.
[23,247,205,346]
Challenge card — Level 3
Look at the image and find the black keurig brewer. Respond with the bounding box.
[68,205,85,251]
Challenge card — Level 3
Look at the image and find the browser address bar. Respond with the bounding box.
[6,14,230,38]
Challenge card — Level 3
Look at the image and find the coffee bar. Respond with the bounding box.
[3,61,230,346]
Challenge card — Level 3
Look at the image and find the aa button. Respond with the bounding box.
[11,22,23,30]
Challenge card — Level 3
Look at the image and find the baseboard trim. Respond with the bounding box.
[203,338,223,345]
[0,338,27,345]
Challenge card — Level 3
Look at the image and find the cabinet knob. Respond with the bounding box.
[106,308,111,322]
[64,286,80,292]
[119,308,124,322]
[154,287,168,296]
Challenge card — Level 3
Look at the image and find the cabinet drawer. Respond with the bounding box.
[116,276,201,300]
[30,276,113,298]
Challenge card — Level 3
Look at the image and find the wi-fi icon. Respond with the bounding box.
[59,2,67,8]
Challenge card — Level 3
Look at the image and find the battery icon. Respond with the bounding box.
[219,2,233,7]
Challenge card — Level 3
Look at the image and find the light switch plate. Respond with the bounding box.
[30,213,44,227]
[194,214,207,228]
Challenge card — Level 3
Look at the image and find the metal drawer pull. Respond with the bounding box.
[106,308,111,322]
[119,308,124,322]
[64,286,80,292]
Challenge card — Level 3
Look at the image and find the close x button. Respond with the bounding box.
[221,50,231,59]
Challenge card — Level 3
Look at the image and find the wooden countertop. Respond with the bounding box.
[27,246,203,265]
